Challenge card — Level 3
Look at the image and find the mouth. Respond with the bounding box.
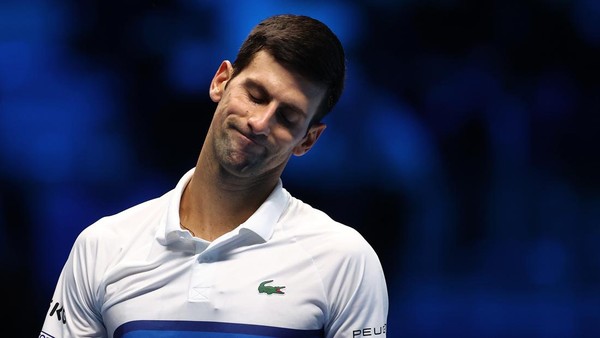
[233,127,254,144]
[232,127,265,152]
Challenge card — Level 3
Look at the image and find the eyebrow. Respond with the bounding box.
[243,78,307,118]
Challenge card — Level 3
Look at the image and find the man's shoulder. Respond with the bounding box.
[280,195,385,286]
[282,195,374,251]
[75,191,170,247]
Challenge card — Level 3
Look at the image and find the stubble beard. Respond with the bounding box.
[213,128,264,177]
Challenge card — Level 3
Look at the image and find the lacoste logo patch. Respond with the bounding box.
[258,279,286,295]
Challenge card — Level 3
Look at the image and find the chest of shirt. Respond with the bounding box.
[101,242,328,335]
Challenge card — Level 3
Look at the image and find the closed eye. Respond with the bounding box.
[277,108,301,126]
[277,110,292,124]
[242,78,306,127]
[248,92,266,104]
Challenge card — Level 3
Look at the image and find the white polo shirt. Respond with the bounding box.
[40,168,388,338]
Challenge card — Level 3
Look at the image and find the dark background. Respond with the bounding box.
[1,0,599,337]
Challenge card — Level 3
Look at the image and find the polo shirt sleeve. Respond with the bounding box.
[323,230,389,338]
[40,226,108,338]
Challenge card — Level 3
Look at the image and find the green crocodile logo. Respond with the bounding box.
[258,280,286,295]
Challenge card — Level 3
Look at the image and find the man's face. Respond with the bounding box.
[207,50,327,179]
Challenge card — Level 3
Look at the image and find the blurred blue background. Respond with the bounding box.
[2,0,599,337]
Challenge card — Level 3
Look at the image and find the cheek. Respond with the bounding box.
[214,95,243,122]
[224,97,254,123]
[211,104,228,126]
[227,90,252,109]
[272,130,303,152]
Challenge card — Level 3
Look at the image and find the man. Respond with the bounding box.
[40,14,388,338]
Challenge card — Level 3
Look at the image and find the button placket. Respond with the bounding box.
[188,256,216,302]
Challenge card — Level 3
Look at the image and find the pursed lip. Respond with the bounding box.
[232,127,267,151]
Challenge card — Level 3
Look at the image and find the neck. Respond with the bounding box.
[179,157,279,241]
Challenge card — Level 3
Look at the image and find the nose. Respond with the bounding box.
[247,104,276,136]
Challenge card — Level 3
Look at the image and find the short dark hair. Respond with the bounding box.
[232,14,346,124]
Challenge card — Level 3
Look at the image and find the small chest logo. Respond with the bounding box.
[258,280,286,295]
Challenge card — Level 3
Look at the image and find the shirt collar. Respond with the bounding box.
[238,178,288,241]
[156,167,289,246]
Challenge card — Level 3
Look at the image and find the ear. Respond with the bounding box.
[209,60,233,102]
[293,123,327,156]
